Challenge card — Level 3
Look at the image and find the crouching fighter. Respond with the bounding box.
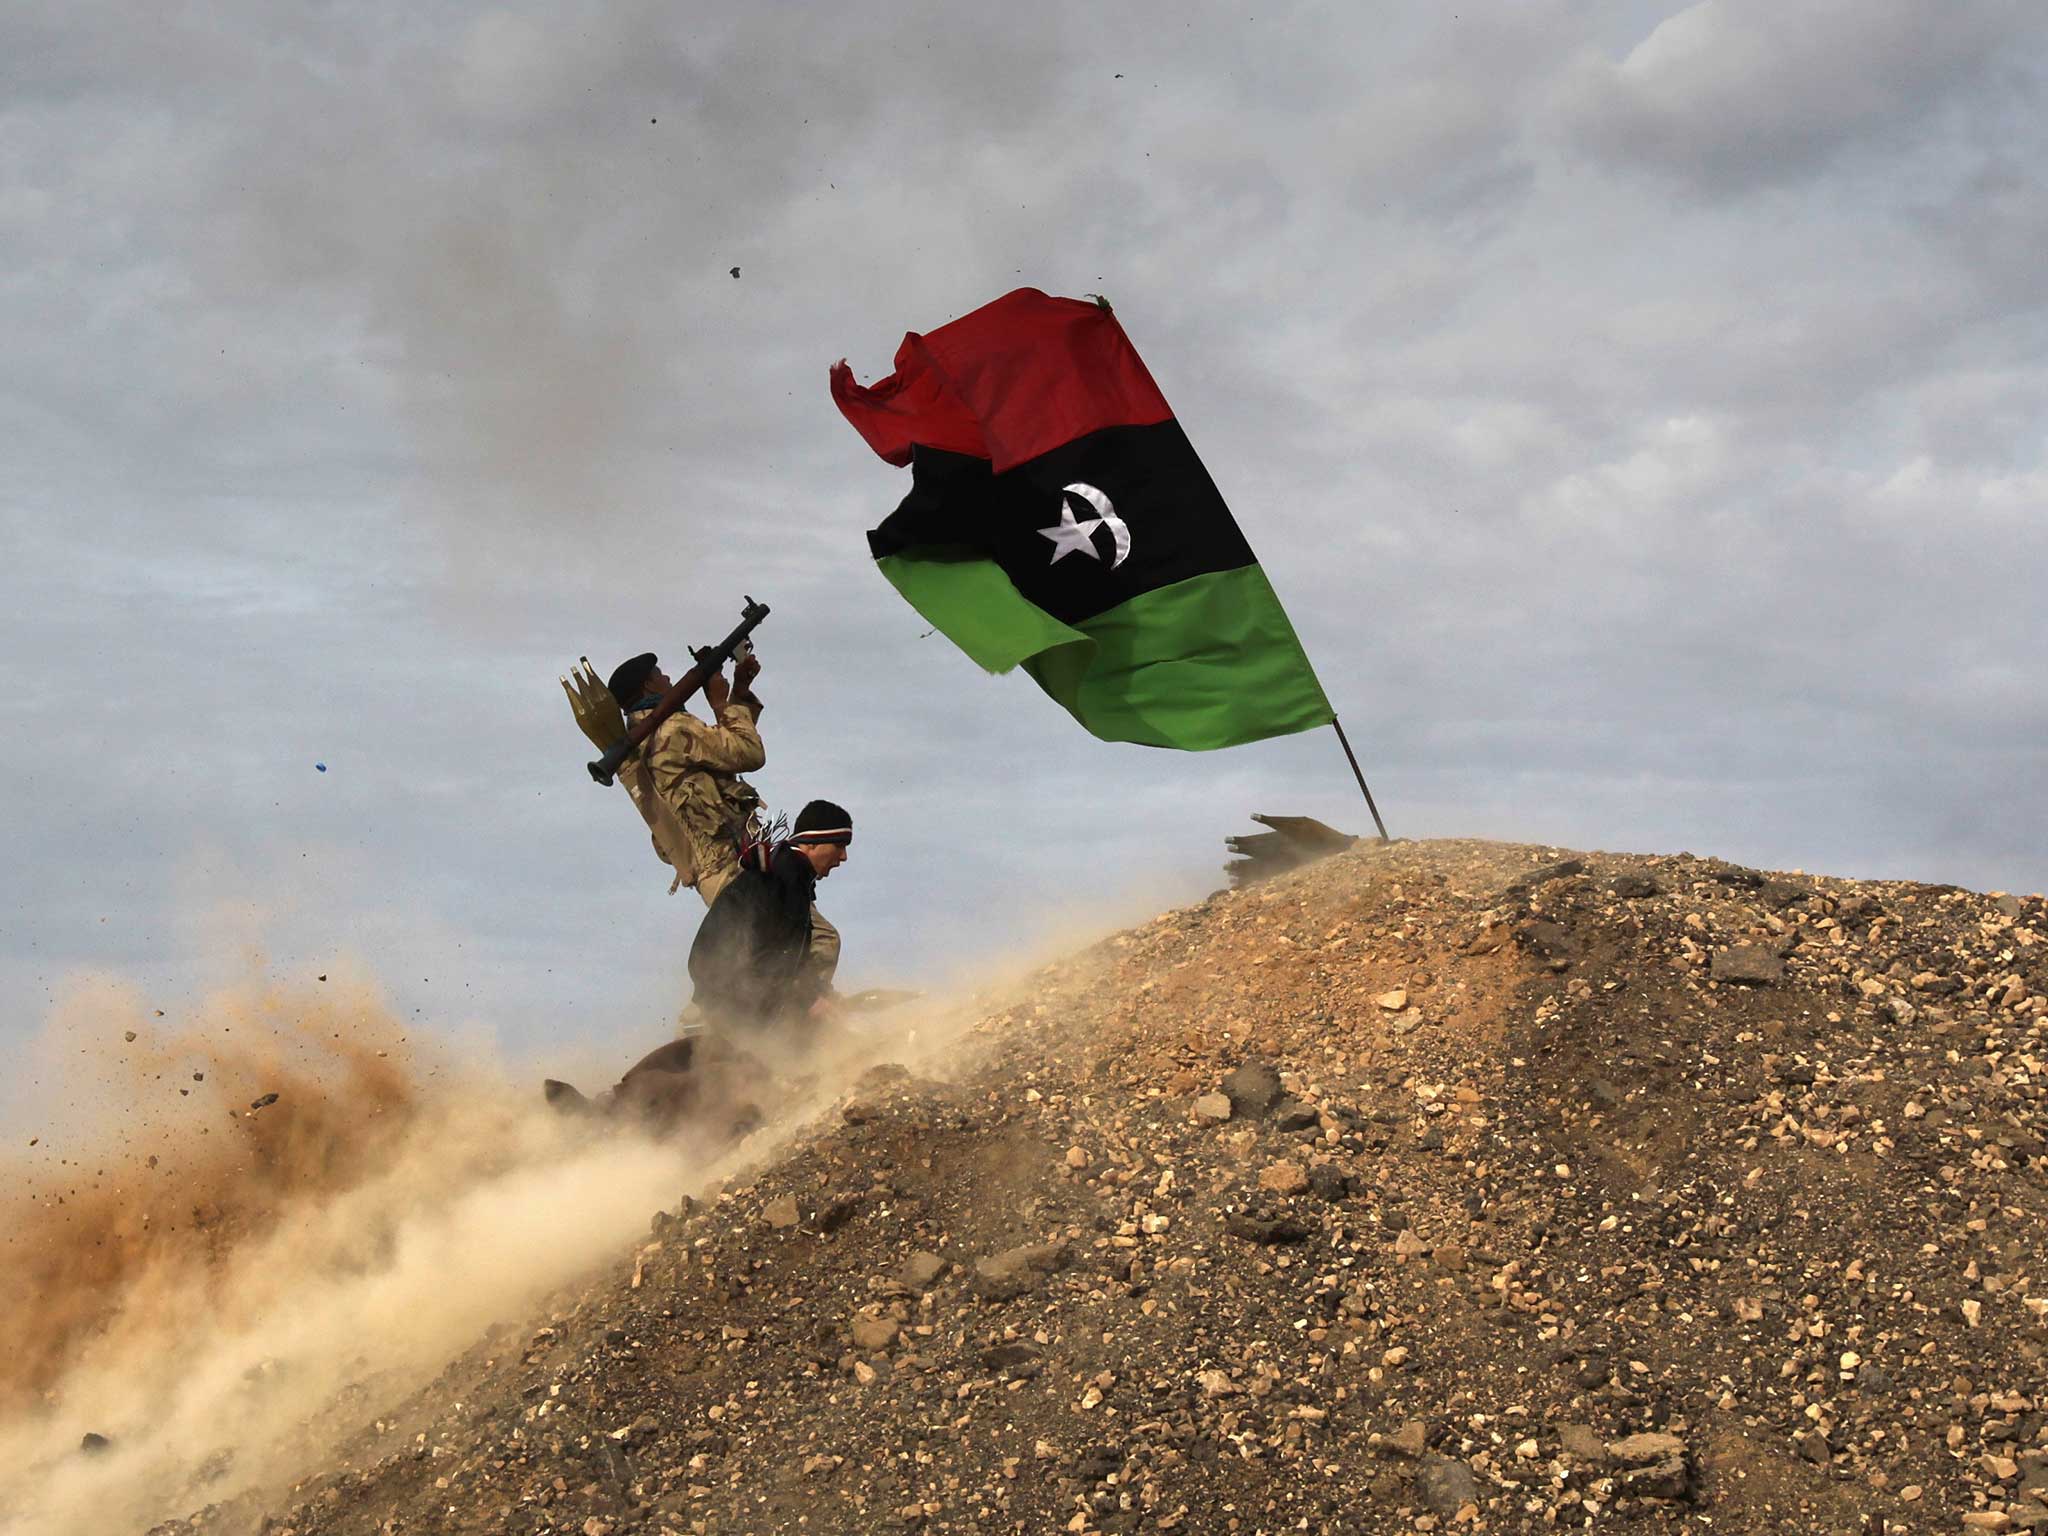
[544,800,853,1136]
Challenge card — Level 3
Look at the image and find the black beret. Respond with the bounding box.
[607,652,658,705]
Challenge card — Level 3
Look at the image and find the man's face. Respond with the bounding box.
[800,840,848,879]
[642,664,672,696]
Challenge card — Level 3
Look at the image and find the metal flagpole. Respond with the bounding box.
[1330,717,1391,843]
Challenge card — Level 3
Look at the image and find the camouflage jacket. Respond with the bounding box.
[630,697,766,886]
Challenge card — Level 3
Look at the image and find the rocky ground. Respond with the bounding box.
[148,838,2046,1535]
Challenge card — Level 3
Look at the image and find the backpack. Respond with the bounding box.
[733,812,791,875]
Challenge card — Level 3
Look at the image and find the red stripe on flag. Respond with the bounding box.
[831,288,1174,474]
[828,344,985,467]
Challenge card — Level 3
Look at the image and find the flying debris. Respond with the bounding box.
[1225,813,1356,887]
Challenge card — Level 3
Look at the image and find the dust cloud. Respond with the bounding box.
[0,959,1005,1536]
[0,971,689,1536]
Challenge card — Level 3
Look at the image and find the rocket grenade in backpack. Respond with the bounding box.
[735,812,791,874]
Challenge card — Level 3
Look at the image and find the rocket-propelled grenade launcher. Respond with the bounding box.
[582,596,771,786]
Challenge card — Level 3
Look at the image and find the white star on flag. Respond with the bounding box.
[1037,498,1104,564]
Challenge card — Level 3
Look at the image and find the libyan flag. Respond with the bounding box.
[830,288,1334,750]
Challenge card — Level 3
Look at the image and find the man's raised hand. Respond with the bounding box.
[702,667,732,713]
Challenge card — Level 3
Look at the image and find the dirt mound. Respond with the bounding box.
[42,840,2048,1534]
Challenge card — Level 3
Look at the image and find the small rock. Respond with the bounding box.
[79,1432,112,1455]
[1559,1424,1606,1463]
[1415,1455,1481,1518]
[1221,1062,1283,1117]
[900,1252,947,1291]
[1374,989,1409,1012]
[1793,1429,1831,1464]
[1196,1369,1239,1397]
[1064,1145,1090,1169]
[1464,923,1511,955]
[123,1031,137,1043]
[1711,946,1784,985]
[1383,1420,1427,1458]
[1506,858,1585,892]
[1518,919,1576,964]
[1272,1099,1319,1133]
[849,1311,900,1351]
[249,1092,278,1111]
[1607,1432,1687,1466]
[1609,873,1663,899]
[763,1194,801,1229]
[814,1192,863,1232]
[1620,1455,1694,1500]
[1224,1212,1310,1245]
[973,1243,1069,1301]
[1191,1092,1233,1123]
[1257,1161,1309,1195]
[1306,1164,1352,1202]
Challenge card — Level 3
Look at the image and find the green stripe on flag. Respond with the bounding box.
[876,553,1333,750]
[1028,565,1333,749]
[876,547,1085,673]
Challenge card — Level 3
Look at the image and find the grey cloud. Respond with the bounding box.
[1557,0,2041,195]
[5,2,2047,1111]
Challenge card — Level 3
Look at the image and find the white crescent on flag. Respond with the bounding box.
[1062,482,1130,568]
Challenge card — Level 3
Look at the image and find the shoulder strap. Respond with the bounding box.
[621,759,697,889]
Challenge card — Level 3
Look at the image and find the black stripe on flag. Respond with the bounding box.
[867,419,1258,628]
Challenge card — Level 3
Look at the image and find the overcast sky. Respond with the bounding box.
[4,0,2045,1122]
